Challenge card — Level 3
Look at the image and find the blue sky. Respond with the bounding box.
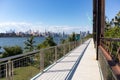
[0,0,120,33]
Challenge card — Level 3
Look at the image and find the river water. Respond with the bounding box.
[0,37,66,49]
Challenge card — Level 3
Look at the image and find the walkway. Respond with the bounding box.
[31,38,101,80]
[71,39,101,80]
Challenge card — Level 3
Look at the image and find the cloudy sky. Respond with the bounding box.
[0,0,120,34]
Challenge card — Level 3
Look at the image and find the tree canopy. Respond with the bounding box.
[105,11,120,38]
[68,32,76,42]
[24,36,35,52]
[37,36,56,49]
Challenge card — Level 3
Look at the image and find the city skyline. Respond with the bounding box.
[0,22,87,34]
[0,0,120,33]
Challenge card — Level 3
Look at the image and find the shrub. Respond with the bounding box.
[2,46,23,58]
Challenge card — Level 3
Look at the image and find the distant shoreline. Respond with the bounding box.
[0,36,67,48]
[0,36,44,38]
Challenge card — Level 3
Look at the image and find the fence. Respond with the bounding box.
[100,38,120,63]
[98,47,117,80]
[0,39,86,80]
[98,38,120,80]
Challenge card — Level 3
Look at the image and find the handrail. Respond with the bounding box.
[0,50,40,62]
[0,41,77,63]
[98,45,119,80]
[99,37,120,79]
[100,37,120,41]
[0,38,87,80]
[100,37,120,60]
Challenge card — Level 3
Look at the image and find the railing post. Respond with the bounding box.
[81,38,83,44]
[11,61,13,80]
[40,50,44,71]
[73,42,75,48]
[63,44,65,56]
[55,46,57,62]
[74,42,75,48]
[77,41,79,46]
[75,41,77,48]
[76,41,77,47]
[109,39,112,55]
[79,40,81,45]
[7,60,13,80]
[6,63,8,80]
[73,42,74,49]
[69,42,71,51]
[71,42,73,49]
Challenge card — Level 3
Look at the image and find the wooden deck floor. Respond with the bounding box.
[31,39,101,80]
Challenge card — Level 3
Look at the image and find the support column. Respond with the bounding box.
[96,0,105,60]
[93,0,97,45]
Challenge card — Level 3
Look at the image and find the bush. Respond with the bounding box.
[2,46,23,58]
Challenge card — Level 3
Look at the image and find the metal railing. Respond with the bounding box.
[100,38,120,63]
[0,38,87,80]
[99,37,120,80]
[98,47,117,80]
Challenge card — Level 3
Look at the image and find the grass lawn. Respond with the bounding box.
[0,66,40,80]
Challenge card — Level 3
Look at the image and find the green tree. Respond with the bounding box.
[24,36,35,52]
[37,36,56,49]
[60,32,77,44]
[60,39,66,44]
[105,25,120,38]
[105,11,120,38]
[114,11,120,26]
[104,11,120,63]
[105,16,111,32]
[68,32,76,42]
[37,36,57,67]
[108,11,120,27]
[2,46,23,58]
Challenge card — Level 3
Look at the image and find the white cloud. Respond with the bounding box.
[0,22,91,33]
